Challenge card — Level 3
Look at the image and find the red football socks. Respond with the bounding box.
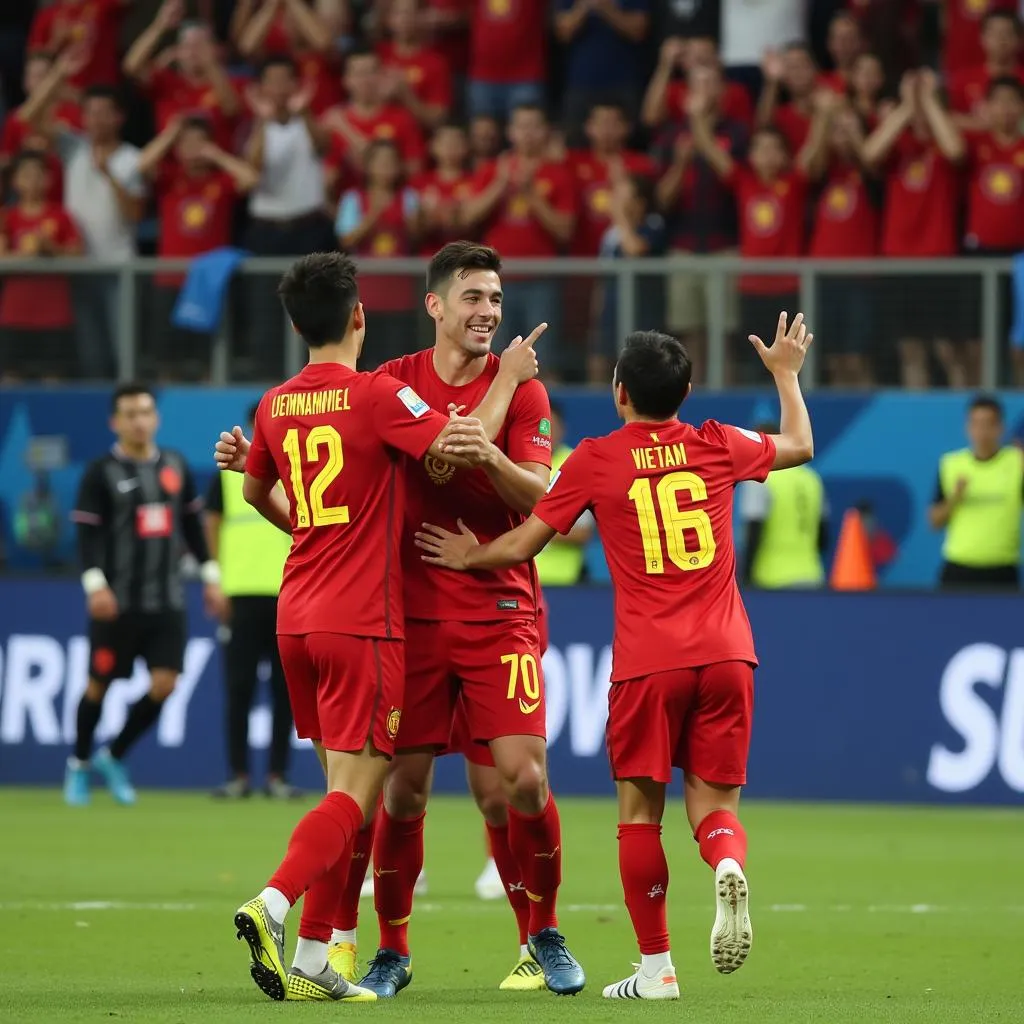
[507,793,562,935]
[617,823,670,955]
[696,809,748,870]
[373,808,425,956]
[267,791,363,905]
[486,821,530,945]
[334,813,377,932]
[299,854,346,943]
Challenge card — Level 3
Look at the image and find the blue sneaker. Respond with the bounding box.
[93,747,136,805]
[357,949,412,998]
[529,928,585,995]
[63,759,90,806]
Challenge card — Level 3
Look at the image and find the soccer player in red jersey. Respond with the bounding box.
[416,314,816,1000]
[229,252,490,1004]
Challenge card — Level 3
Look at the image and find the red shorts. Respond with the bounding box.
[606,662,754,786]
[444,601,550,768]
[277,633,404,756]
[400,617,546,753]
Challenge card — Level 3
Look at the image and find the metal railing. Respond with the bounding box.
[0,255,1014,388]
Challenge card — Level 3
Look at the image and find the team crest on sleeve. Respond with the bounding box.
[734,427,763,443]
[386,707,402,739]
[546,469,561,493]
[397,386,429,418]
[538,418,551,436]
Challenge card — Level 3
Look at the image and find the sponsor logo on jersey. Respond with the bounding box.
[531,436,552,449]
[538,417,551,437]
[397,386,429,418]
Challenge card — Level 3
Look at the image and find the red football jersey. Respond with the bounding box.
[470,156,576,256]
[569,150,659,255]
[535,419,776,681]
[28,0,123,88]
[809,161,879,257]
[378,42,454,111]
[383,349,552,622]
[949,65,1024,115]
[469,0,546,83]
[880,133,960,256]
[146,68,242,150]
[941,0,1017,75]
[412,169,474,254]
[665,80,754,128]
[964,131,1024,251]
[247,362,450,638]
[324,104,427,171]
[774,104,812,155]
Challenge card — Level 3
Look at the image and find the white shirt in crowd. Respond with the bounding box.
[249,118,324,220]
[720,0,806,67]
[60,134,144,261]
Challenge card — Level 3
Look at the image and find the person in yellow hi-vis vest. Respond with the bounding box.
[738,422,828,588]
[204,405,298,799]
[929,395,1024,590]
[534,405,594,585]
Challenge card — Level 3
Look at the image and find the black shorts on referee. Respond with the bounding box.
[88,610,187,685]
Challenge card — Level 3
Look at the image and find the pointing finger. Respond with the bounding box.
[524,322,548,347]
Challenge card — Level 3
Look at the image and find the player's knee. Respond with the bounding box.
[501,759,548,814]
[384,766,431,819]
[473,786,507,825]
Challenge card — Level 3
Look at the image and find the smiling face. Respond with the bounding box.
[427,268,503,357]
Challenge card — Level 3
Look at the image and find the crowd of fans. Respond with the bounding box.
[0,0,1021,386]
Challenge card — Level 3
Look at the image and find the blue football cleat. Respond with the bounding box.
[529,928,586,995]
[93,747,136,805]
[63,759,90,806]
[357,949,412,998]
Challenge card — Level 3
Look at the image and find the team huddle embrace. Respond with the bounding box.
[213,241,815,1003]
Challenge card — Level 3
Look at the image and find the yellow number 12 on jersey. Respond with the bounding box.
[627,470,716,573]
[283,425,349,528]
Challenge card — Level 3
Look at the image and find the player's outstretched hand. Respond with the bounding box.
[414,519,479,570]
[748,311,813,377]
[441,412,496,466]
[499,322,547,384]
[214,426,250,473]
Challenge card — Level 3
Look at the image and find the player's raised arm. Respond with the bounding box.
[748,312,814,470]
[415,515,557,571]
[469,323,547,440]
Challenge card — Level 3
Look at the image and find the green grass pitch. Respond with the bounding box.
[3,789,1021,1023]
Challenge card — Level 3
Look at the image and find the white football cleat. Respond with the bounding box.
[474,857,505,901]
[602,963,679,1000]
[711,858,752,974]
[360,867,428,899]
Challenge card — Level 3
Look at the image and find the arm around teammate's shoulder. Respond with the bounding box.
[748,311,814,470]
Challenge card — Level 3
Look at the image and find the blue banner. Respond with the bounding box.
[1,582,1022,804]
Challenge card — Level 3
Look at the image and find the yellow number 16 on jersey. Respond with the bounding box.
[627,470,716,573]
[283,425,349,528]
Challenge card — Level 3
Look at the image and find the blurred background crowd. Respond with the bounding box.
[0,0,1022,387]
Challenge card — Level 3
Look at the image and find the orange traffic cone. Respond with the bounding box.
[830,508,877,591]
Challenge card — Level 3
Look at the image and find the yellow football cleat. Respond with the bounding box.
[499,954,546,991]
[233,897,288,1001]
[327,940,359,983]
[286,964,378,1002]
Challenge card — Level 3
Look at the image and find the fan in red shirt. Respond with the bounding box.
[0,51,84,204]
[758,43,823,154]
[413,123,474,254]
[28,0,127,89]
[0,151,83,379]
[416,318,816,1001]
[942,0,1018,77]
[229,251,486,1004]
[231,0,343,116]
[570,102,658,255]
[948,11,1024,128]
[963,78,1024,253]
[467,0,547,118]
[321,48,427,181]
[691,85,820,380]
[819,11,864,94]
[378,0,454,131]
[863,69,970,388]
[805,98,880,386]
[847,51,886,127]
[642,37,754,133]
[123,1,242,150]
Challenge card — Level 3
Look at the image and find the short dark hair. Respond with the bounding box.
[83,84,123,110]
[426,241,502,294]
[588,99,628,120]
[625,172,656,211]
[510,101,547,122]
[987,75,1024,101]
[179,114,213,136]
[969,394,1003,420]
[752,125,791,153]
[278,252,360,348]
[260,55,297,78]
[981,9,1020,32]
[11,150,48,176]
[783,40,816,61]
[111,383,156,414]
[346,44,379,64]
[614,332,693,419]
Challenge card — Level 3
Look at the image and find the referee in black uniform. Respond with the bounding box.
[64,383,223,807]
